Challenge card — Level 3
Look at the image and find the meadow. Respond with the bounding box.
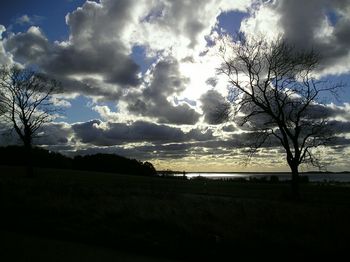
[1,165,350,261]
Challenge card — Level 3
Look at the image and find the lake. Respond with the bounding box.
[172,172,350,182]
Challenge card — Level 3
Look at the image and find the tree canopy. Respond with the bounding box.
[0,66,61,149]
[219,36,342,198]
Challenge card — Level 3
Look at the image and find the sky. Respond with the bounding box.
[1,0,350,172]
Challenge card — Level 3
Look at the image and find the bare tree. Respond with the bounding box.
[0,66,61,176]
[218,36,341,198]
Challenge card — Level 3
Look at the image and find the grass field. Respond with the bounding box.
[1,165,350,260]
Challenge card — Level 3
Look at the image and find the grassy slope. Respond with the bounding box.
[0,231,178,262]
[1,166,350,260]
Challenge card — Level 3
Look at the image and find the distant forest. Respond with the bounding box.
[0,146,157,176]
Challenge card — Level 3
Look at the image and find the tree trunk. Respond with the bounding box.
[24,140,34,178]
[290,164,300,200]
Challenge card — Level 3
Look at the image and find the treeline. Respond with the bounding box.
[0,146,156,176]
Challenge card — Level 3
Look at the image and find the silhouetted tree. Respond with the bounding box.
[218,36,341,198]
[142,161,157,176]
[0,146,157,176]
[73,154,157,175]
[0,66,61,176]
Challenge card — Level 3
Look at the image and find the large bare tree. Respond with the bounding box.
[218,36,341,198]
[0,66,61,176]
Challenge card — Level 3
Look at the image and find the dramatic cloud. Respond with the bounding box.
[1,0,350,171]
[45,0,140,86]
[241,0,350,76]
[235,98,350,135]
[200,90,230,125]
[4,26,50,63]
[134,0,252,56]
[36,122,73,146]
[1,0,254,117]
[222,124,237,132]
[72,120,213,146]
[126,57,201,125]
[0,25,13,64]
[3,0,143,99]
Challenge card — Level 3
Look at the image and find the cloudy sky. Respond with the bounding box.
[1,0,350,172]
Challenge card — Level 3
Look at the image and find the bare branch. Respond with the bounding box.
[218,36,340,197]
[0,65,62,149]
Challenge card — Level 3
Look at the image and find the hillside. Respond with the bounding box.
[1,166,350,260]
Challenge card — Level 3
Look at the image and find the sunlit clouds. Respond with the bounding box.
[1,0,350,171]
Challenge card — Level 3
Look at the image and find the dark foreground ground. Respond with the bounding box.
[1,166,350,261]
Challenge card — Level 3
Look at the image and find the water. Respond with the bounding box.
[172,172,350,182]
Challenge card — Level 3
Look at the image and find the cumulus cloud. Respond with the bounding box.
[0,25,13,65]
[241,0,350,76]
[0,121,73,147]
[222,124,236,132]
[1,0,350,170]
[36,122,73,146]
[72,119,213,146]
[92,105,120,122]
[126,57,201,125]
[45,0,141,86]
[134,0,252,57]
[4,26,50,63]
[15,14,44,26]
[16,15,32,25]
[3,0,142,98]
[3,115,346,168]
[1,0,254,121]
[200,90,230,125]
